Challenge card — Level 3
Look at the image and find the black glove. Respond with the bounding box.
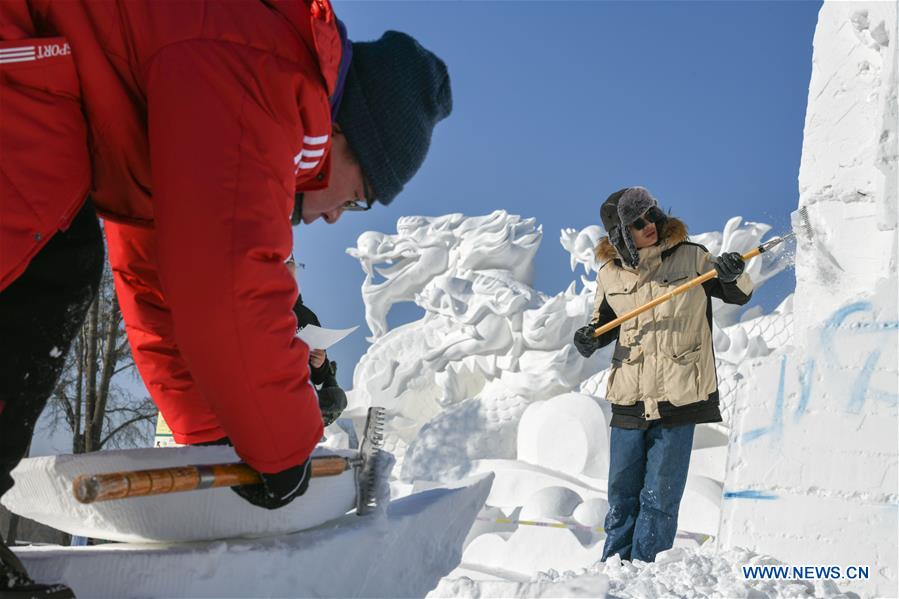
[232,458,311,510]
[318,361,347,426]
[573,323,602,358]
[714,252,745,283]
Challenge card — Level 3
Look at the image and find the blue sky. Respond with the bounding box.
[296,0,823,388]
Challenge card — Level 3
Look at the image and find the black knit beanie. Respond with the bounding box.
[337,31,452,205]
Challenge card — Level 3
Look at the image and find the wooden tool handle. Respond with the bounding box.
[73,455,349,504]
[593,246,762,338]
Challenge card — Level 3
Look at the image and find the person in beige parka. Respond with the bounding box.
[573,186,752,563]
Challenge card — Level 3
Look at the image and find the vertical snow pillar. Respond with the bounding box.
[719,2,898,597]
[794,0,897,328]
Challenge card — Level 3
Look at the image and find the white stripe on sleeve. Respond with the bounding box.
[303,134,329,146]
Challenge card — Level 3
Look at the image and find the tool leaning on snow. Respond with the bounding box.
[592,206,815,339]
[73,407,386,515]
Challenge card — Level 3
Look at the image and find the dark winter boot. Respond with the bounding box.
[0,533,75,598]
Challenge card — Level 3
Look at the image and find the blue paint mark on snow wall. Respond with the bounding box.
[723,490,779,500]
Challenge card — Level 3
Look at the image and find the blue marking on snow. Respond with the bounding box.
[794,359,815,422]
[740,356,786,444]
[723,490,779,500]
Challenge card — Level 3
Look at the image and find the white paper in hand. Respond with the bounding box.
[296,325,358,350]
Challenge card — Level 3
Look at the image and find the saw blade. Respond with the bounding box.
[355,406,386,515]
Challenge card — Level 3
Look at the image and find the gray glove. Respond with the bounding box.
[573,323,602,358]
[715,252,745,283]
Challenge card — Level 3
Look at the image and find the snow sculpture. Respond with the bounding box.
[519,486,583,521]
[347,206,794,576]
[572,498,609,529]
[516,393,610,479]
[346,211,602,480]
[720,3,898,597]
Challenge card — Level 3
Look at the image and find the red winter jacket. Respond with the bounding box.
[0,0,342,473]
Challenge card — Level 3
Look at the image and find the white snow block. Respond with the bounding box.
[1,446,356,543]
[720,2,899,596]
[14,473,494,599]
[517,393,610,478]
[720,323,898,597]
[794,0,898,336]
[677,475,722,537]
[686,445,728,482]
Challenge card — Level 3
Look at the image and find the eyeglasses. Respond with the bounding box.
[342,178,375,212]
[631,206,665,231]
[284,253,305,269]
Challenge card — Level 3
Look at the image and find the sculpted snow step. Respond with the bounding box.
[12,473,494,599]
[1,446,356,543]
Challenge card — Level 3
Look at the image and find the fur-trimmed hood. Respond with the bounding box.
[595,217,688,265]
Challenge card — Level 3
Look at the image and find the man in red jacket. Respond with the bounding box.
[0,1,451,592]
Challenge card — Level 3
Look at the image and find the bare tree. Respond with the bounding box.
[47,261,156,453]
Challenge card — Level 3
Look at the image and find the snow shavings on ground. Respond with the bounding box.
[431,544,855,599]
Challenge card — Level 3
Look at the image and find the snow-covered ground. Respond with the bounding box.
[431,545,855,599]
[5,1,897,597]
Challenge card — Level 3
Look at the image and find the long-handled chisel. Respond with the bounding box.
[73,407,386,515]
[592,207,816,339]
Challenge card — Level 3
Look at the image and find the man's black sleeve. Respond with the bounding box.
[691,244,753,306]
[593,296,620,348]
[702,277,753,306]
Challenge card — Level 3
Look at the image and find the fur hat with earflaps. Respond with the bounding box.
[599,186,666,268]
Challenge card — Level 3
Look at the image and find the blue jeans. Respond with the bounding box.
[601,423,694,563]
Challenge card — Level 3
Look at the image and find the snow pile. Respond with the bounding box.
[14,473,493,598]
[430,572,611,598]
[719,2,898,597]
[430,545,855,599]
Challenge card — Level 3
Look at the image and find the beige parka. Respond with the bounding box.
[591,218,754,421]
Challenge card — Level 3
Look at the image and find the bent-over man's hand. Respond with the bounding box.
[232,458,311,509]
